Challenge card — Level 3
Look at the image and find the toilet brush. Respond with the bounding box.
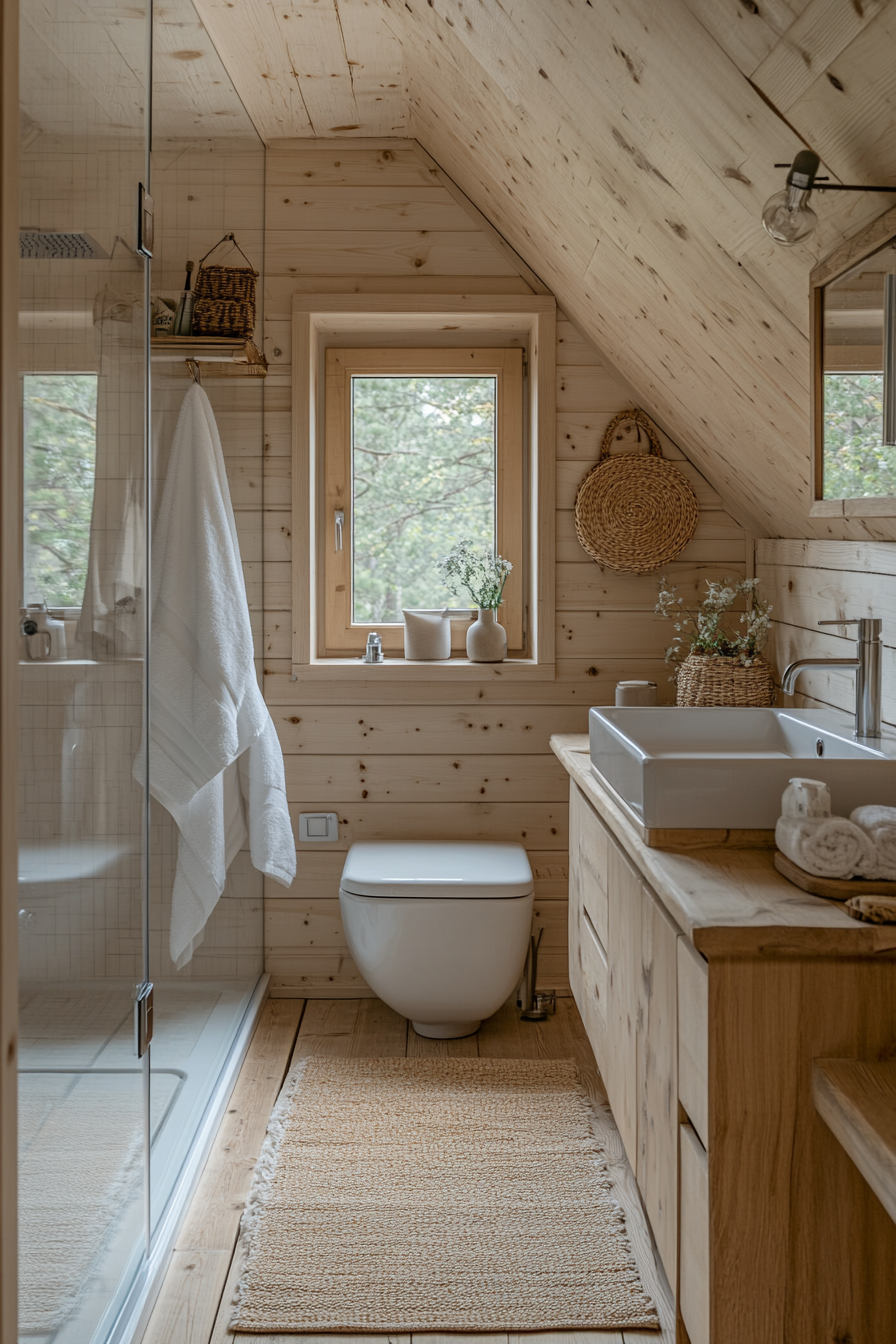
[519,928,548,1021]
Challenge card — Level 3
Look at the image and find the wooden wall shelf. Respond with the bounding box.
[150,335,267,377]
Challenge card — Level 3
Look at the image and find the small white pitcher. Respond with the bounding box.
[402,609,451,661]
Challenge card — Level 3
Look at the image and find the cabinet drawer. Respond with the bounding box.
[577,904,609,1068]
[678,937,709,1150]
[680,1122,710,1344]
[570,783,609,949]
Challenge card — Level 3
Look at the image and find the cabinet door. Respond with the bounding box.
[637,888,679,1285]
[569,782,609,948]
[568,781,585,977]
[680,1122,710,1344]
[604,837,640,1164]
[678,936,709,1150]
[569,783,612,1074]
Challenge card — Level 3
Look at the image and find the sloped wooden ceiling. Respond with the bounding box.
[191,0,896,540]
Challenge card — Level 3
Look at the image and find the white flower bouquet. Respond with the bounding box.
[437,540,513,611]
[656,575,773,668]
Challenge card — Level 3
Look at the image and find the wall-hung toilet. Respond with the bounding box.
[339,841,534,1038]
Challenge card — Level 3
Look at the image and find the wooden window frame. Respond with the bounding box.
[323,346,524,658]
[810,202,896,519]
[291,292,556,681]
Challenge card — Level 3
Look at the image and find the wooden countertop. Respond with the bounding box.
[552,733,896,958]
[813,1060,896,1226]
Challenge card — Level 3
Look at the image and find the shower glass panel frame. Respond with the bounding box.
[17,1,267,1341]
[17,0,153,1339]
[146,0,267,1255]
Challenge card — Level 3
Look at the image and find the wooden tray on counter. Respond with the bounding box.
[775,851,896,902]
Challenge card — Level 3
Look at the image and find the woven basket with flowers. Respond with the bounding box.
[656,575,776,708]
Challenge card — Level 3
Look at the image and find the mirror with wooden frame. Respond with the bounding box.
[812,204,896,517]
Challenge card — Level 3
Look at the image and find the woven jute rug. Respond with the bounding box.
[232,1056,660,1332]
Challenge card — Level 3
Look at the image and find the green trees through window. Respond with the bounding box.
[23,374,97,607]
[351,374,497,623]
[823,371,896,498]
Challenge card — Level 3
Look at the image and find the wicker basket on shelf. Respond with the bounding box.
[191,233,258,339]
[676,653,776,708]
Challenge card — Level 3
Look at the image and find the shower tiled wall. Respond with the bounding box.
[18,136,266,987]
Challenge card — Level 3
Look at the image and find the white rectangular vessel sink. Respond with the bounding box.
[589,707,896,830]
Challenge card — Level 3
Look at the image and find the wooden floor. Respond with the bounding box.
[140,996,675,1344]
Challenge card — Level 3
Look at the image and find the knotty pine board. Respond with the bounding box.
[262,138,747,995]
[759,539,896,729]
[270,704,590,754]
[283,753,569,804]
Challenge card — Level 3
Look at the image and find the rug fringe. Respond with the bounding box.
[570,1064,660,1315]
[231,1056,311,1318]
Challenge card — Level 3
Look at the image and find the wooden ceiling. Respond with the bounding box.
[186,0,896,540]
[190,0,406,139]
[21,0,258,141]
[27,0,896,539]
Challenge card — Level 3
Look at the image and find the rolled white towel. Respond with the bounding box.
[776,815,878,879]
[851,804,896,830]
[781,778,832,820]
[850,805,896,881]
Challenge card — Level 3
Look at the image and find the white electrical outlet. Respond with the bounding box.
[299,812,339,842]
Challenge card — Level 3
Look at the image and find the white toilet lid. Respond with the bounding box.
[340,841,534,899]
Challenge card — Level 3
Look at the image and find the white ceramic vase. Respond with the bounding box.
[466,608,507,662]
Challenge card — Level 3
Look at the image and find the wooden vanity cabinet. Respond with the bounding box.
[566,771,896,1344]
[569,781,680,1288]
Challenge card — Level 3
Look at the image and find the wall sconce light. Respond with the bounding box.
[762,150,896,246]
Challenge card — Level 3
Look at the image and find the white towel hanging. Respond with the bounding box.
[136,382,295,968]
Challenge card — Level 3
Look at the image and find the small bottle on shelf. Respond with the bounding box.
[172,260,195,336]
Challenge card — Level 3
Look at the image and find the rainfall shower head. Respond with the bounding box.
[19,230,109,260]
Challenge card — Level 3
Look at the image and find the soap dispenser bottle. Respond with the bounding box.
[22,604,67,660]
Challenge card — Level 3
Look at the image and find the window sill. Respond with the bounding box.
[811,498,896,518]
[290,658,556,682]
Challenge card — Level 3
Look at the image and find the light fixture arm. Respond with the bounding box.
[764,152,896,245]
[773,167,896,194]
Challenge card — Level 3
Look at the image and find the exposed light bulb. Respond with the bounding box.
[762,148,821,246]
[762,185,818,245]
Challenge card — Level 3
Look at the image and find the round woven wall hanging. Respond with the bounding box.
[574,408,699,574]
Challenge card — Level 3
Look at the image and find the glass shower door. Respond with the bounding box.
[146,0,266,1246]
[17,2,152,1341]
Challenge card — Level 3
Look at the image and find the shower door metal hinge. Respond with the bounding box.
[137,184,154,258]
[135,982,154,1058]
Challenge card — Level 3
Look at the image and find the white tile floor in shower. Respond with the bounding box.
[18,978,259,1344]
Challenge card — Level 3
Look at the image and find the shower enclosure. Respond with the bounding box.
[17,4,267,1341]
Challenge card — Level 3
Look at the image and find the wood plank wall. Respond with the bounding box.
[758,539,896,730]
[262,139,749,997]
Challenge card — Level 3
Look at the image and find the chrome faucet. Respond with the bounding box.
[781,617,882,739]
